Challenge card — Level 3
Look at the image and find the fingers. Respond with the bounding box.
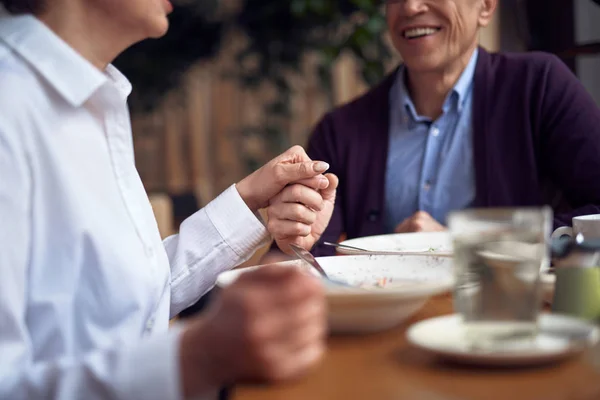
[265,267,324,307]
[198,266,327,385]
[235,266,323,316]
[320,173,339,202]
[241,269,326,381]
[267,210,314,240]
[258,327,326,381]
[413,211,432,218]
[407,211,434,232]
[273,183,324,211]
[235,145,328,212]
[294,175,330,190]
[277,298,327,345]
[274,145,311,163]
[237,265,322,298]
[267,184,324,239]
[395,214,424,233]
[268,220,311,240]
[394,211,445,233]
[272,161,330,187]
[272,145,329,188]
[236,264,300,284]
[274,340,325,381]
[394,218,410,233]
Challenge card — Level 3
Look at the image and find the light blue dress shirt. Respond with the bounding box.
[384,49,479,232]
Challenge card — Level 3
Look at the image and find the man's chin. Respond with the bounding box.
[402,57,445,74]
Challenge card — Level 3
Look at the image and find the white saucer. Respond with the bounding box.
[406,313,599,367]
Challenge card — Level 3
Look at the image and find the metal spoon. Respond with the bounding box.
[288,244,356,288]
[289,244,329,277]
[323,241,453,257]
[323,241,370,253]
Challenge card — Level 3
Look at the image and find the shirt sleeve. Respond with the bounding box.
[164,185,270,317]
[0,131,189,400]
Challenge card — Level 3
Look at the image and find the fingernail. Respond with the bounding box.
[319,176,329,189]
[313,162,329,173]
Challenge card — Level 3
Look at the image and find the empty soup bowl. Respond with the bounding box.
[217,254,454,334]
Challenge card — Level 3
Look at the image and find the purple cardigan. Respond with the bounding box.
[279,48,600,257]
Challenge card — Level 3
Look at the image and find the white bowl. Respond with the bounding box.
[216,254,454,334]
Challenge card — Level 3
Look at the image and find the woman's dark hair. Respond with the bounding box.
[0,0,45,14]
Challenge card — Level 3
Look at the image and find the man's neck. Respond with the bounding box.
[406,45,477,120]
[37,3,133,71]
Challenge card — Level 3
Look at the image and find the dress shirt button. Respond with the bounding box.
[423,181,432,191]
[431,127,440,137]
[367,209,380,222]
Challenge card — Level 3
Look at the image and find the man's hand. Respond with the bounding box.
[179,266,326,397]
[266,174,338,254]
[394,211,446,233]
[236,146,330,212]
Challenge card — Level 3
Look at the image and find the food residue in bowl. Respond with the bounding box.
[375,277,391,287]
[354,277,393,288]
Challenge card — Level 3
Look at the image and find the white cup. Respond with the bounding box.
[551,214,600,239]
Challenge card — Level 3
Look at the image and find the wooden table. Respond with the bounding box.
[232,295,600,400]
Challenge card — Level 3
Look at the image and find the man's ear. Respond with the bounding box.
[478,0,498,28]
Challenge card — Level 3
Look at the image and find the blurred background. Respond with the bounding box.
[113,0,600,254]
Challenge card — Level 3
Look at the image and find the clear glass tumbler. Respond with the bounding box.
[448,207,552,350]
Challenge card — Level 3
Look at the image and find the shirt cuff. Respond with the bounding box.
[204,184,269,258]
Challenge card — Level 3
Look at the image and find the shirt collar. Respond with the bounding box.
[0,7,131,106]
[452,47,479,112]
[392,47,479,121]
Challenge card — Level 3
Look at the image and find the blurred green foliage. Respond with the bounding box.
[114,0,223,112]
[115,0,391,156]
[234,0,391,154]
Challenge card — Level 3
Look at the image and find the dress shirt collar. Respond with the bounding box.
[392,47,479,122]
[0,6,132,106]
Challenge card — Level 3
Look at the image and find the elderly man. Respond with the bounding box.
[265,0,600,260]
[0,0,339,399]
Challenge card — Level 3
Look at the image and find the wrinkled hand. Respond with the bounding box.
[180,266,326,396]
[267,173,338,254]
[236,146,330,212]
[394,211,446,233]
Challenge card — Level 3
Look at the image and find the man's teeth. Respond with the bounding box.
[404,28,438,39]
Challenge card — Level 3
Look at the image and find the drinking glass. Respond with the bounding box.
[448,207,552,350]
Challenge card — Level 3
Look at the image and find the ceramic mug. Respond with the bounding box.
[552,214,600,240]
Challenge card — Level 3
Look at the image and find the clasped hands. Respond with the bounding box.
[236,145,338,254]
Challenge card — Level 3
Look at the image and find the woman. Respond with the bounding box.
[267,0,600,259]
[0,0,338,398]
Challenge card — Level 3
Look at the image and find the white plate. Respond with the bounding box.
[217,254,454,334]
[338,232,452,255]
[406,313,598,367]
[340,233,557,303]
